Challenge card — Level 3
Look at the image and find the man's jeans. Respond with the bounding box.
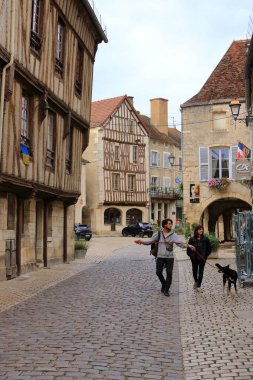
[156,257,174,291]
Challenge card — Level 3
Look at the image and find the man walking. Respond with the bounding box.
[135,218,195,296]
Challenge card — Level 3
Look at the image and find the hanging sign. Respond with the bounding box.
[235,158,251,180]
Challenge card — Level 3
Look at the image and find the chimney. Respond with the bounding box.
[127,96,134,106]
[150,98,168,134]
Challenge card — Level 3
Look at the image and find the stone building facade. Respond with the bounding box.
[181,40,251,241]
[140,98,182,226]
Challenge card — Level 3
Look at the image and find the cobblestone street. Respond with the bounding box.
[0,236,253,379]
[0,238,183,380]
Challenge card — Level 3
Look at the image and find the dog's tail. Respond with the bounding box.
[215,263,223,271]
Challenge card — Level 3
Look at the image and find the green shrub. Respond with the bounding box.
[152,224,161,231]
[204,233,220,252]
[75,239,89,251]
[174,226,184,234]
[184,222,191,239]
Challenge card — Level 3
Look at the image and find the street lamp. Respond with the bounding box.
[229,99,241,121]
[168,154,181,167]
[229,99,253,126]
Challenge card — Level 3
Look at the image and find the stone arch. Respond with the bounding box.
[82,206,91,226]
[199,194,251,242]
[104,208,122,231]
[126,208,142,224]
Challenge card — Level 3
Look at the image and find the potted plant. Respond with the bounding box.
[208,177,230,190]
[74,239,89,258]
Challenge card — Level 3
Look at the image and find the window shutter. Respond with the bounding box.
[231,145,238,180]
[199,147,209,181]
[157,152,161,166]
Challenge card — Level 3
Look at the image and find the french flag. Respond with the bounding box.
[237,142,251,159]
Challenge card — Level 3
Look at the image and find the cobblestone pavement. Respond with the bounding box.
[0,239,184,380]
[0,237,253,380]
[177,250,253,380]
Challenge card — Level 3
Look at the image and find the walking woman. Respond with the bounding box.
[187,225,212,292]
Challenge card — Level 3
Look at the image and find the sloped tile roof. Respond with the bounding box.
[139,114,181,147]
[181,39,250,107]
[90,95,126,127]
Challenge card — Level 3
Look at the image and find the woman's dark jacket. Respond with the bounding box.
[187,235,212,260]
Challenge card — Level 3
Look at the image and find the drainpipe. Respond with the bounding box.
[0,0,15,161]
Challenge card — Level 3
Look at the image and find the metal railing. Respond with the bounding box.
[233,211,253,285]
[149,187,182,199]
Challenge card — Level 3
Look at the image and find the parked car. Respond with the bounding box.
[74,223,92,241]
[122,222,153,237]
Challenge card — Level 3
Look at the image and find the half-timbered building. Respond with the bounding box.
[83,95,149,234]
[0,0,107,280]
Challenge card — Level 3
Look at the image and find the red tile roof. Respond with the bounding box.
[139,114,181,147]
[90,95,126,127]
[181,39,250,107]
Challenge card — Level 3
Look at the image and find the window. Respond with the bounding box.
[55,18,64,76]
[163,152,171,168]
[150,176,160,191]
[126,120,134,133]
[163,177,171,192]
[199,146,237,181]
[211,148,229,178]
[114,145,119,161]
[213,111,227,130]
[112,173,120,191]
[30,0,42,53]
[75,43,84,95]
[7,194,16,230]
[133,145,138,164]
[21,94,30,147]
[46,112,55,167]
[150,151,160,166]
[65,128,72,173]
[128,174,136,191]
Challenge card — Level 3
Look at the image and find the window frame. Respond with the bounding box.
[21,92,32,153]
[112,173,120,191]
[65,127,73,173]
[74,43,84,96]
[55,17,65,77]
[46,112,56,168]
[30,0,44,54]
[128,174,136,192]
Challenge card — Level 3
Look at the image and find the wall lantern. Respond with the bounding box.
[229,99,253,126]
[229,99,241,120]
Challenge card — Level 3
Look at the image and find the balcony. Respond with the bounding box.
[149,187,182,200]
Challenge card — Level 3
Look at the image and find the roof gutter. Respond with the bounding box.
[81,0,108,43]
[0,0,15,163]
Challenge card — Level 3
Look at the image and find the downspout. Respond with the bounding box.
[0,0,15,161]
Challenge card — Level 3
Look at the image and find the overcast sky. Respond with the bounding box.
[91,1,253,129]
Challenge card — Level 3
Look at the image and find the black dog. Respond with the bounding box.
[215,263,238,296]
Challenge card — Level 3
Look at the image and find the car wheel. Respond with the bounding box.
[122,232,128,237]
[147,232,153,237]
[84,237,91,241]
[131,234,136,237]
[139,232,144,237]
